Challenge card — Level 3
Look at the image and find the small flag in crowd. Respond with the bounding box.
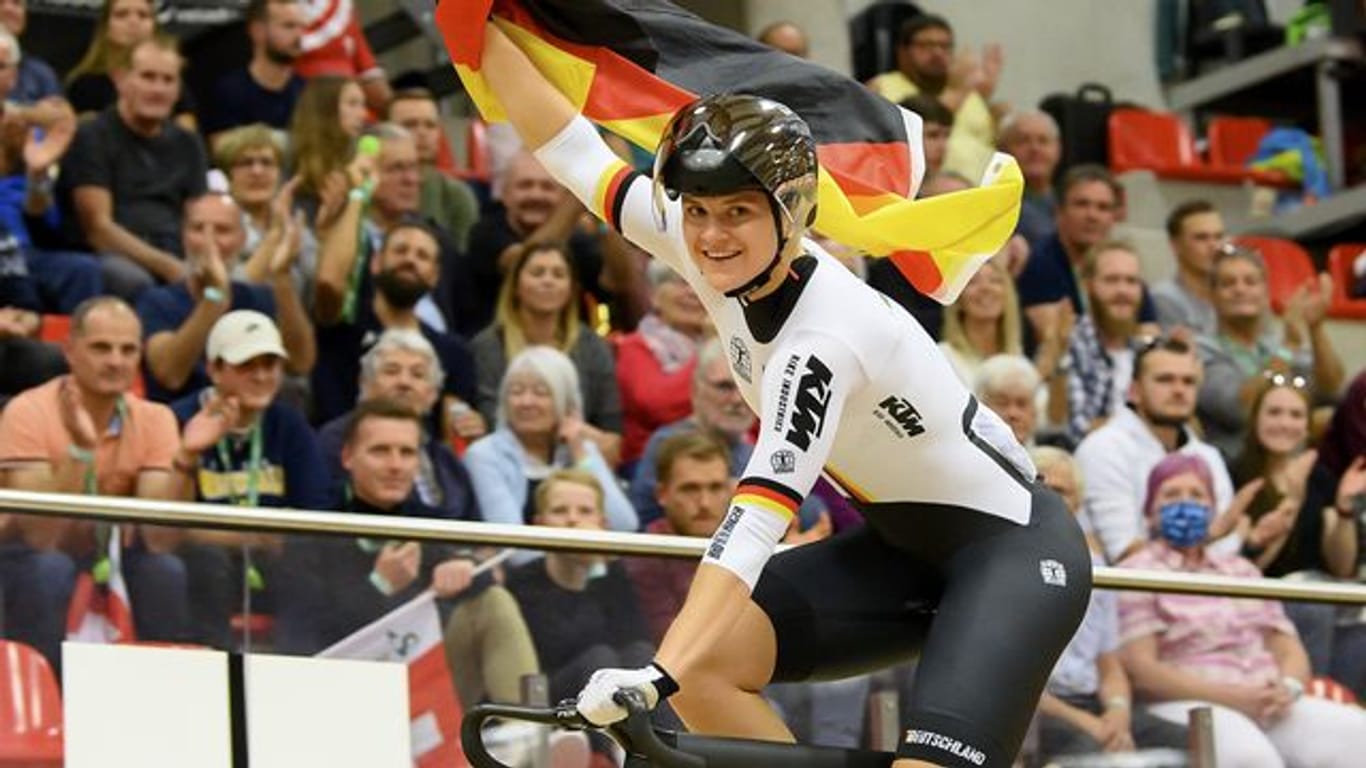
[321,591,467,768]
[434,0,1023,303]
[66,525,135,644]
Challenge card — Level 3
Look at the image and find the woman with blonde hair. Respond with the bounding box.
[65,0,194,127]
[943,258,1067,429]
[470,242,621,461]
[214,123,318,301]
[939,258,1025,385]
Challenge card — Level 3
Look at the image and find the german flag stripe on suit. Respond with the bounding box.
[434,0,1023,304]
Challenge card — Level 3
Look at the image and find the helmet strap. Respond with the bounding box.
[724,197,791,301]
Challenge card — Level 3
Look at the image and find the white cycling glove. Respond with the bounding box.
[575,662,679,726]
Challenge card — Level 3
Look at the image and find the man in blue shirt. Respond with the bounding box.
[138,193,315,403]
[1015,164,1157,347]
[169,310,329,648]
[202,0,307,146]
[0,2,60,104]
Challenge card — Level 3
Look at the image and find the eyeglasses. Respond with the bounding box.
[1262,370,1309,390]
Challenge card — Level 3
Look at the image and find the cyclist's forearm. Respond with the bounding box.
[655,564,755,680]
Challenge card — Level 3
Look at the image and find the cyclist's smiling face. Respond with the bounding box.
[682,190,778,294]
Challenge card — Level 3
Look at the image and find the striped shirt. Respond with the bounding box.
[1118,542,1295,686]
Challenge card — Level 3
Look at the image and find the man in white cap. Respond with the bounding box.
[167,309,328,648]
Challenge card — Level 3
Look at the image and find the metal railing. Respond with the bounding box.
[2,489,1364,605]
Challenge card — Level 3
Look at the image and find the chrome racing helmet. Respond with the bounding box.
[653,94,819,299]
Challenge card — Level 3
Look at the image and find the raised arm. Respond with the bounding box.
[479,23,580,151]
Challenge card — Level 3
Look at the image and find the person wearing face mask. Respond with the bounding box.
[463,345,635,534]
[1030,447,1189,761]
[311,218,480,433]
[1117,453,1366,768]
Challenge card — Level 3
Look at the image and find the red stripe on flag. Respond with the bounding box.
[817,142,913,200]
[891,250,944,295]
[435,0,495,67]
[584,49,696,122]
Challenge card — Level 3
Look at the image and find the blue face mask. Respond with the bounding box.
[1157,501,1211,548]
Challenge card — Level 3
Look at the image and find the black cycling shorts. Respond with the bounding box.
[751,483,1091,768]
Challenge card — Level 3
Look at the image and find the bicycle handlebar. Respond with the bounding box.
[461,691,704,768]
[462,692,897,767]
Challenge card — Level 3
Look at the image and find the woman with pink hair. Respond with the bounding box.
[1117,453,1366,767]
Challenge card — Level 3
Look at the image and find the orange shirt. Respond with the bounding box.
[0,377,179,496]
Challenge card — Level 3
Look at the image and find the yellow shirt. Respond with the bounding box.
[868,70,996,181]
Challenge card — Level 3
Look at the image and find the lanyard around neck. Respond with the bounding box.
[214,421,264,507]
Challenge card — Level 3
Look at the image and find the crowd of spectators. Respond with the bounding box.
[0,2,1362,765]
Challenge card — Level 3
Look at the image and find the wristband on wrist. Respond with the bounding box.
[348,187,371,204]
[202,286,226,304]
[649,662,680,699]
[369,570,396,596]
[67,443,94,463]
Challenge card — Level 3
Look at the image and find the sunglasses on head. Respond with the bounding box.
[1262,370,1309,390]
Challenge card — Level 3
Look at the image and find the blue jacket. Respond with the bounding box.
[464,427,637,532]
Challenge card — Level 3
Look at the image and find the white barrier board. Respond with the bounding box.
[64,643,409,768]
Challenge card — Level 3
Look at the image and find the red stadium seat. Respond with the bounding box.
[452,118,491,183]
[1325,244,1366,320]
[1108,108,1199,174]
[1206,116,1295,187]
[1108,109,1284,185]
[1208,116,1273,168]
[0,641,63,767]
[1232,235,1318,314]
[38,315,70,345]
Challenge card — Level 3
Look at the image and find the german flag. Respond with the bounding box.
[434,0,1023,303]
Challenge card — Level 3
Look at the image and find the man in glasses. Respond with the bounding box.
[629,337,756,526]
[866,13,1003,179]
[1195,245,1342,459]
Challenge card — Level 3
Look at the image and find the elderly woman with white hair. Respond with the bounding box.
[464,345,637,532]
[975,354,1044,447]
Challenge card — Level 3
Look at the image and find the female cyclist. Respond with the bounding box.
[477,22,1090,768]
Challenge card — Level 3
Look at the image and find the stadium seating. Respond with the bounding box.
[1109,109,1293,186]
[1326,244,1366,320]
[1232,235,1318,314]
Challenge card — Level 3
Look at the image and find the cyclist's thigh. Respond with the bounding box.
[752,523,940,684]
[902,489,1091,767]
